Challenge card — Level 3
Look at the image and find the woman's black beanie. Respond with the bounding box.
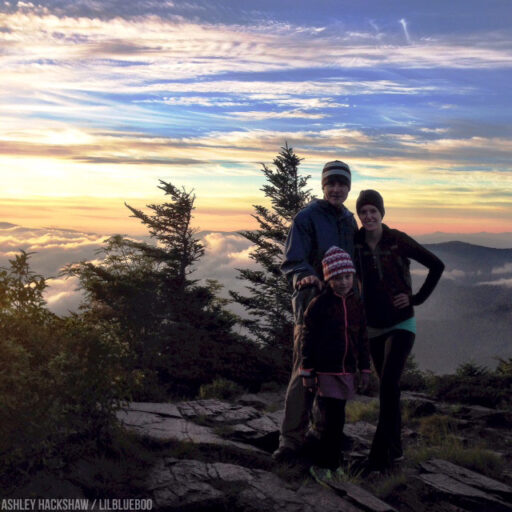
[356,189,385,217]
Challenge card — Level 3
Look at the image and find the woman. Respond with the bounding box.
[354,190,444,473]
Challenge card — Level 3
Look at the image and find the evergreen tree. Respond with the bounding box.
[66,180,270,397]
[230,144,313,361]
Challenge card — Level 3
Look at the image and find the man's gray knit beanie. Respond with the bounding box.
[322,160,351,189]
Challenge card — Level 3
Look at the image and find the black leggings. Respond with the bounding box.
[315,396,346,470]
[368,329,415,468]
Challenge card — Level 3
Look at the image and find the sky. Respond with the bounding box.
[1,0,512,237]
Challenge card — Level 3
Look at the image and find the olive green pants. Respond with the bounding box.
[278,324,317,450]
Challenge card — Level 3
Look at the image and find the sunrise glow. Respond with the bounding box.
[1,1,511,236]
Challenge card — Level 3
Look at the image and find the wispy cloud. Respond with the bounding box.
[478,278,512,288]
[399,18,411,44]
[492,263,512,275]
[0,2,511,236]
[229,110,327,120]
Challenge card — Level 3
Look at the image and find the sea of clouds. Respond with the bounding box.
[1,222,511,316]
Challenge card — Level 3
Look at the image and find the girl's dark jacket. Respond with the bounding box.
[301,287,371,375]
[354,224,445,328]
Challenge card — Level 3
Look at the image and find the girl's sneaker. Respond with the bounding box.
[310,465,346,485]
[309,465,334,485]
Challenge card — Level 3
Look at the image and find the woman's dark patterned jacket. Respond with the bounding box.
[354,225,445,328]
[301,287,371,375]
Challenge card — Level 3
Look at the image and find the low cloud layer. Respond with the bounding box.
[0,224,258,315]
[2,224,511,316]
[1,224,511,373]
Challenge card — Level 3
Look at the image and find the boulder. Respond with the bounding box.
[231,410,283,450]
[343,421,376,448]
[411,401,437,417]
[146,457,366,511]
[117,405,263,453]
[456,404,511,427]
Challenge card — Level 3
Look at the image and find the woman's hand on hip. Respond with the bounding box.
[393,293,410,309]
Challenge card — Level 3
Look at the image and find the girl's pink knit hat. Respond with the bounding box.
[322,246,355,281]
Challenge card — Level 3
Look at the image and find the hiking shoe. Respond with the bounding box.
[272,445,299,463]
[333,466,346,479]
[309,465,334,485]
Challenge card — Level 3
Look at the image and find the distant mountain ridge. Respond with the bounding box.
[423,241,512,279]
[411,241,512,374]
[196,230,512,250]
[417,232,512,249]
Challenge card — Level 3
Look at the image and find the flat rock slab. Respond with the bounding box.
[455,405,512,427]
[230,410,283,450]
[344,421,376,447]
[178,399,261,424]
[127,402,182,418]
[421,459,512,499]
[296,481,363,512]
[325,479,397,512]
[418,472,512,512]
[147,457,367,511]
[117,408,263,453]
[237,390,285,410]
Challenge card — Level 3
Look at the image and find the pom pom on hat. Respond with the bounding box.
[322,246,355,281]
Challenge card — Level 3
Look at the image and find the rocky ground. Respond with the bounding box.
[10,390,512,511]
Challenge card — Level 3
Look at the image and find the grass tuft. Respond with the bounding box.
[368,470,408,499]
[407,415,505,480]
[345,400,379,424]
[416,414,458,443]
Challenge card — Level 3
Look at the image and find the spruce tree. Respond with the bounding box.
[230,144,314,359]
[66,180,269,397]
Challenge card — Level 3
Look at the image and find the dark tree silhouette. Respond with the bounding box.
[66,180,269,397]
[230,144,313,364]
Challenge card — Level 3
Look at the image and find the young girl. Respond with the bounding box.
[354,190,444,473]
[300,246,371,475]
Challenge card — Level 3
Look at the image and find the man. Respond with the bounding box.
[273,160,358,461]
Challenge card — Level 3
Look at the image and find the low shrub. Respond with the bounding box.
[401,355,429,392]
[429,374,512,408]
[495,357,512,377]
[0,252,134,485]
[455,361,491,378]
[198,378,245,400]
